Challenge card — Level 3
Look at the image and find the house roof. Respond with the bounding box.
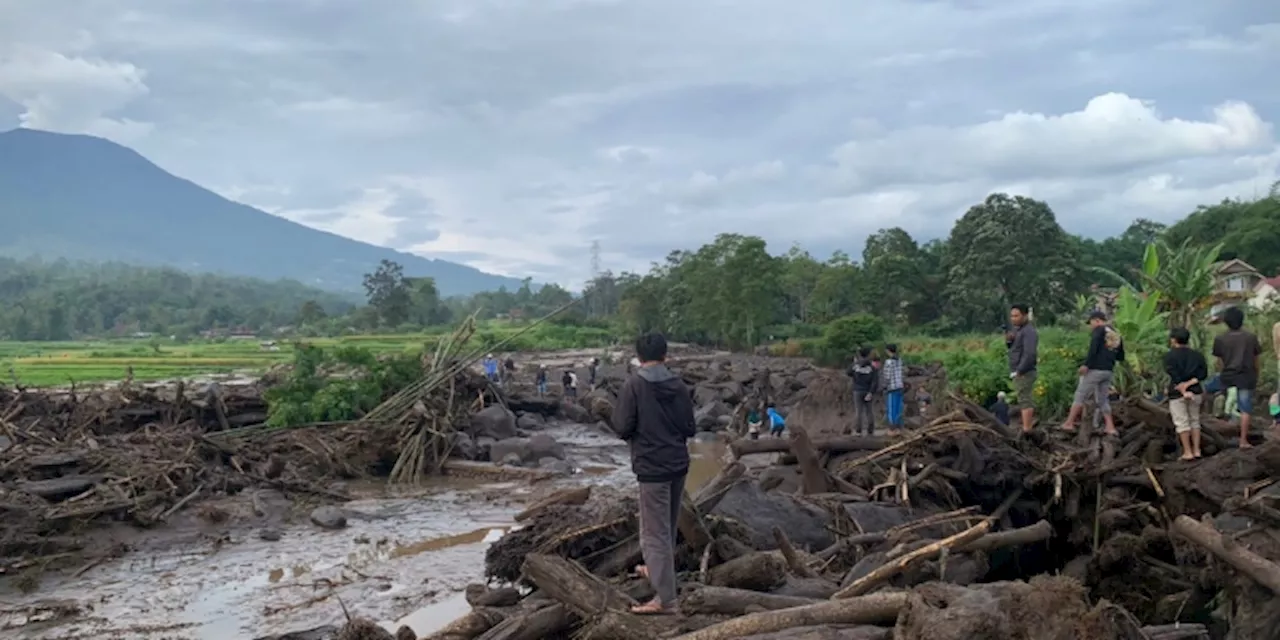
[1215,258,1261,275]
[1263,275,1280,289]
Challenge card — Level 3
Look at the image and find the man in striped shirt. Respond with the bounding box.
[882,344,905,429]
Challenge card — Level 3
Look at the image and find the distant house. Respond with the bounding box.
[1250,275,1280,311]
[1209,259,1264,317]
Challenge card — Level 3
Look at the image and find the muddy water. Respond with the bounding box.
[0,425,729,640]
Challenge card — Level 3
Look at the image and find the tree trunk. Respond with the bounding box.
[708,551,788,591]
[680,586,819,615]
[668,592,908,640]
[1171,515,1280,594]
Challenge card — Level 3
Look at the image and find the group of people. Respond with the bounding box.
[995,302,1266,461]
[843,343,908,434]
[483,354,601,399]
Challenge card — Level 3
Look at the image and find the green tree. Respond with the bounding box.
[944,193,1079,329]
[362,259,412,326]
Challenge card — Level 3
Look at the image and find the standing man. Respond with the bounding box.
[535,365,548,397]
[1061,311,1125,436]
[611,332,696,615]
[881,344,905,429]
[1006,304,1039,433]
[1213,306,1262,448]
[847,346,879,435]
[1164,327,1207,460]
[588,357,600,388]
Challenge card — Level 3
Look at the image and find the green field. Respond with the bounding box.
[0,322,618,387]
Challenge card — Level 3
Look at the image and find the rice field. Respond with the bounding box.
[0,323,616,387]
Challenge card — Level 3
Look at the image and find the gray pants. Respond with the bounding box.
[638,477,684,606]
[853,392,875,434]
[1073,369,1114,415]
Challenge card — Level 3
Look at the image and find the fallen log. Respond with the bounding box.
[789,426,831,495]
[514,487,591,523]
[1171,515,1280,594]
[668,592,908,640]
[708,551,788,591]
[732,436,892,457]
[954,519,1052,554]
[521,553,636,617]
[442,460,558,482]
[474,604,572,640]
[680,586,819,615]
[15,475,103,501]
[423,607,508,640]
[833,520,991,599]
[774,526,819,578]
[1141,623,1210,640]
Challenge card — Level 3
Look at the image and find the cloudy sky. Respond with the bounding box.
[1,1,1277,287]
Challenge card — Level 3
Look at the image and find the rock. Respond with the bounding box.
[309,506,348,530]
[465,583,522,607]
[539,458,574,475]
[474,436,496,460]
[585,388,616,421]
[695,401,730,430]
[592,421,617,437]
[759,465,803,494]
[794,370,816,388]
[694,384,721,407]
[258,528,283,542]
[498,452,524,467]
[489,438,528,463]
[450,432,478,460]
[470,406,518,440]
[527,433,566,460]
[713,481,834,550]
[254,626,339,640]
[560,401,592,424]
[516,412,545,430]
[716,415,733,427]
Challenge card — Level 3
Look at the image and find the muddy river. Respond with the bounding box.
[1,423,730,640]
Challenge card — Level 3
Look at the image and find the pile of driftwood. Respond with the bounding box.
[388,370,1280,640]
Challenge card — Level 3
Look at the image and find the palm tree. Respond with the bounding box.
[1093,240,1221,336]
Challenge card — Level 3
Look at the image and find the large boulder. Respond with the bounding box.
[450,432,478,460]
[560,401,593,424]
[516,412,545,431]
[309,506,348,530]
[585,388,616,422]
[470,406,518,440]
[712,481,834,551]
[489,434,566,464]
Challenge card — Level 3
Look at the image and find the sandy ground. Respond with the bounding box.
[0,421,731,640]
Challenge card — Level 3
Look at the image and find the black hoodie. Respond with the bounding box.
[847,358,879,394]
[612,364,696,483]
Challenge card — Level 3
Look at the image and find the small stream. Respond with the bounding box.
[1,424,730,640]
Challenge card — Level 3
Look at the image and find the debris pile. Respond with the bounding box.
[415,368,1278,640]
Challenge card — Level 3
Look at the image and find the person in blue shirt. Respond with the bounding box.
[767,404,786,437]
[482,354,499,382]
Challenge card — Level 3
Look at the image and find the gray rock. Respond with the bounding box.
[470,405,518,440]
[450,432,478,460]
[309,506,348,530]
[527,433,566,460]
[516,412,545,430]
[489,437,530,463]
[474,436,496,460]
[712,482,833,551]
[258,528,283,542]
[560,401,592,424]
[539,458,574,475]
[498,452,524,467]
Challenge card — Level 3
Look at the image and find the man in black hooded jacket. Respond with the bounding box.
[612,332,696,615]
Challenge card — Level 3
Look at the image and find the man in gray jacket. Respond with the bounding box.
[1006,303,1039,433]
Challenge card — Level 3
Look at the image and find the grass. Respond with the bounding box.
[0,321,618,387]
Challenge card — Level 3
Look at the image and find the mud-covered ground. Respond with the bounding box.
[0,420,732,640]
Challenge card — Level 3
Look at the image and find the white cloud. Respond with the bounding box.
[0,45,151,143]
[0,0,1276,284]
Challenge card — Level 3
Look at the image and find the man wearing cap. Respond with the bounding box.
[1061,311,1125,436]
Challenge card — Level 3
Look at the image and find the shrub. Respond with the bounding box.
[822,314,887,363]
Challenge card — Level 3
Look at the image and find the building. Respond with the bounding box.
[1209,259,1264,318]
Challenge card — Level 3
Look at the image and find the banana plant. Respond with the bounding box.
[1109,285,1169,394]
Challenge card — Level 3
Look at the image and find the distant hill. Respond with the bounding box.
[0,128,525,295]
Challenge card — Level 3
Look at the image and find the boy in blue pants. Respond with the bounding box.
[882,344,905,428]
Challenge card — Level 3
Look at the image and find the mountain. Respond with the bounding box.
[0,128,525,296]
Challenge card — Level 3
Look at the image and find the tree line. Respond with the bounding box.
[1,185,1275,343]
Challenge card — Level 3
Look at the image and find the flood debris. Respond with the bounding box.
[441,364,1280,639]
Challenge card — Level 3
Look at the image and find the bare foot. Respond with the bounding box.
[1104,429,1119,437]
[633,565,649,579]
[1061,424,1076,433]
[1179,453,1195,461]
[1193,452,1203,459]
[630,598,676,615]
[1240,442,1254,449]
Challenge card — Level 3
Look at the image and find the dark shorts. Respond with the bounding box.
[1013,371,1037,409]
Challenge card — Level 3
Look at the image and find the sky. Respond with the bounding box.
[1,0,1277,288]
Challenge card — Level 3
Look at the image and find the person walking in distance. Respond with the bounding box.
[881,344,905,429]
[1213,306,1262,448]
[1164,327,1207,460]
[847,346,879,435]
[535,365,548,397]
[611,332,696,615]
[1006,304,1039,433]
[1061,311,1125,436]
[561,370,578,398]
